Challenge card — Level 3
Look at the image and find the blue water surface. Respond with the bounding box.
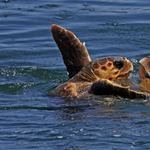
[1,0,150,149]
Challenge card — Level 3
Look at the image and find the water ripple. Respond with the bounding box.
[1,0,150,149]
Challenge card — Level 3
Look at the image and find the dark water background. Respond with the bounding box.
[1,0,150,149]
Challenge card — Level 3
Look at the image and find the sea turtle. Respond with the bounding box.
[139,56,150,93]
[51,24,147,99]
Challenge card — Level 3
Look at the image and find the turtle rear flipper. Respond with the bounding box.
[90,79,146,99]
[51,24,91,78]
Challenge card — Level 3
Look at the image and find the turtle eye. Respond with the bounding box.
[113,59,124,70]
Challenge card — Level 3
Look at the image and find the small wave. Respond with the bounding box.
[0,82,38,94]
[35,4,59,9]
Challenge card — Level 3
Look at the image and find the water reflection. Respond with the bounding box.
[46,95,150,122]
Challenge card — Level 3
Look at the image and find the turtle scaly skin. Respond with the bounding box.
[52,56,146,99]
[51,24,146,99]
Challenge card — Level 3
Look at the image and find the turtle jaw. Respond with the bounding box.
[139,57,150,79]
[115,58,134,80]
[116,71,131,80]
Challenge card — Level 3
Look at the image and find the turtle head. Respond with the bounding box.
[91,57,133,81]
[139,56,150,79]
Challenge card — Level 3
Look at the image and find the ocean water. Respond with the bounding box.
[1,0,150,149]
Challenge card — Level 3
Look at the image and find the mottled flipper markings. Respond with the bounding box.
[51,24,91,78]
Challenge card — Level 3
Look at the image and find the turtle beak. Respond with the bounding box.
[121,58,133,75]
[126,58,134,72]
[115,57,133,80]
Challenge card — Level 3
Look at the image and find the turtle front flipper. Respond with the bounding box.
[51,24,91,78]
[51,82,77,97]
[89,79,146,99]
